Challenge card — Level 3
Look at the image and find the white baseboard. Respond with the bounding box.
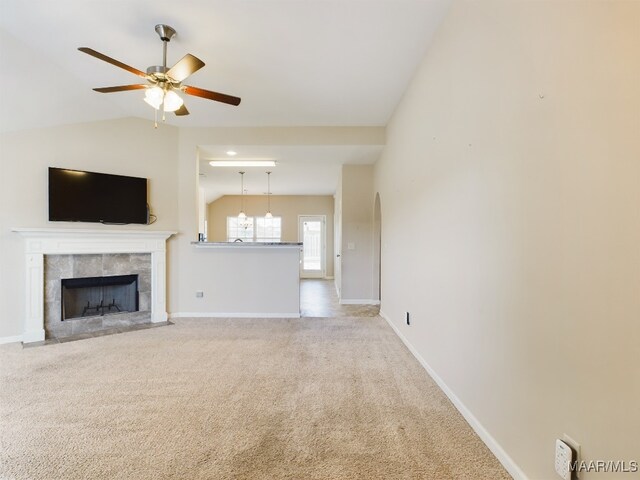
[379,310,527,480]
[170,312,301,319]
[0,334,23,345]
[339,299,380,305]
[22,329,45,344]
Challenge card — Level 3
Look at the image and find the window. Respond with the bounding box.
[256,216,282,242]
[227,216,281,242]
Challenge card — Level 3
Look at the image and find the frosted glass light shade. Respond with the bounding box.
[143,87,183,112]
[238,211,247,219]
[265,211,273,219]
[163,90,184,112]
[144,86,164,109]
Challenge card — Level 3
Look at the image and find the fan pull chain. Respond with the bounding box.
[154,107,158,129]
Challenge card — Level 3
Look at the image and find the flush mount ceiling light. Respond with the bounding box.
[208,160,277,167]
[226,151,237,156]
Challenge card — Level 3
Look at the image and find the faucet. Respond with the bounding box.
[233,238,243,242]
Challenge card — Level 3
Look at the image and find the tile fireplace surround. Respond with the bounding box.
[12,228,176,343]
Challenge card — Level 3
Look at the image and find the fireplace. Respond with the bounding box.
[43,253,152,338]
[12,228,175,343]
[61,274,139,320]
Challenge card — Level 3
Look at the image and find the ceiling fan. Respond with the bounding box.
[79,24,241,121]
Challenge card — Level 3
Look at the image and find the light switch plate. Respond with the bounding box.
[555,439,573,480]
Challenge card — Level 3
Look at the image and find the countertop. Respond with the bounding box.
[191,241,302,248]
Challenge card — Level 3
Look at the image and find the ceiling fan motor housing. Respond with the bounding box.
[146,65,170,78]
[155,24,176,42]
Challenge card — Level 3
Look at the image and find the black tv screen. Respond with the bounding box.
[48,167,148,224]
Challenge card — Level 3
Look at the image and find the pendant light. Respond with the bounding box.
[265,171,273,219]
[238,171,246,219]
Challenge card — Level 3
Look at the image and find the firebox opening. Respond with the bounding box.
[61,274,139,321]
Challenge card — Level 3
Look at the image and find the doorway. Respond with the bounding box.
[299,215,325,278]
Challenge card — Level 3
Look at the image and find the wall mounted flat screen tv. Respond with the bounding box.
[48,167,148,224]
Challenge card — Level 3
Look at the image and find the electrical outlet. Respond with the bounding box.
[405,312,410,325]
[195,291,204,298]
[555,439,575,480]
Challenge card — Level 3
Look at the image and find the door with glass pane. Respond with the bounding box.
[299,216,325,278]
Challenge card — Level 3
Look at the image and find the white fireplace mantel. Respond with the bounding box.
[12,228,176,343]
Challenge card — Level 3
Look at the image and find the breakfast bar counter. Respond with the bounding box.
[186,241,302,318]
[191,242,302,248]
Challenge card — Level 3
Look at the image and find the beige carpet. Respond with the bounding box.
[0,317,510,479]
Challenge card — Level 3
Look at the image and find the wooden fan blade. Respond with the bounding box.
[174,104,190,116]
[78,47,147,79]
[167,54,205,83]
[93,84,148,93]
[182,85,241,106]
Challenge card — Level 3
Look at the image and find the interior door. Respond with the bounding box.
[299,216,325,278]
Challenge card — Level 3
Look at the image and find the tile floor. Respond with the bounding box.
[300,279,379,317]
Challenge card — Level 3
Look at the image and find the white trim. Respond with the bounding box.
[379,310,527,480]
[339,299,380,305]
[0,335,23,345]
[298,215,326,278]
[170,312,301,319]
[12,228,176,343]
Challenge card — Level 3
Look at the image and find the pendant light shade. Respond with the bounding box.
[238,171,246,219]
[265,171,273,218]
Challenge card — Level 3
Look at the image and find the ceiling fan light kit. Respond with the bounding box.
[79,24,241,127]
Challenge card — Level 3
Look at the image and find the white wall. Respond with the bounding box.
[375,1,640,479]
[173,246,300,317]
[0,118,179,339]
[334,175,343,296]
[340,164,375,302]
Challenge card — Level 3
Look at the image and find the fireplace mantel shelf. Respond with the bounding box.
[12,227,176,343]
[12,227,176,238]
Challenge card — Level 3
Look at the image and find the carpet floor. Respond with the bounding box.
[0,317,510,479]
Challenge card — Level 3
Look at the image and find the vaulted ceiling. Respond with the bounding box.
[0,0,450,196]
